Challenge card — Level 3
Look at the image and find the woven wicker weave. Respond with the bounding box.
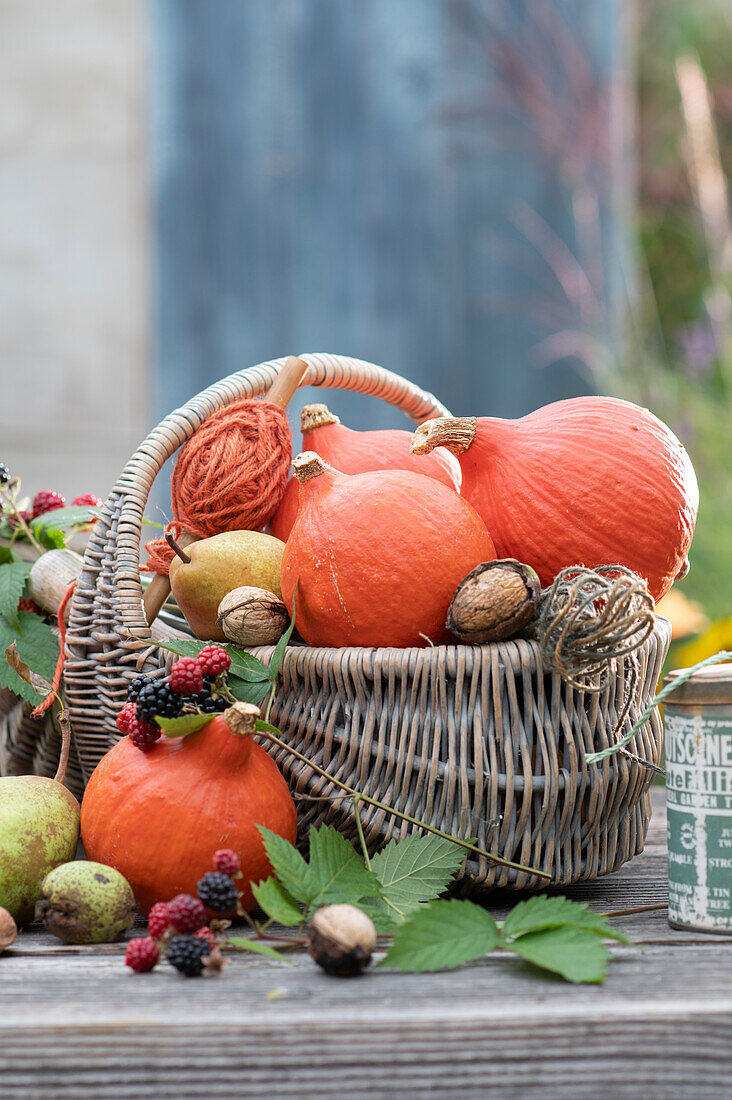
[0,690,85,801]
[61,353,669,890]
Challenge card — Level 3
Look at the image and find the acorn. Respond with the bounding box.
[217,586,290,647]
[447,559,540,643]
[0,907,17,954]
[307,904,377,977]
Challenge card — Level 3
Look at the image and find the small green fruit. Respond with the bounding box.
[0,775,80,925]
[36,861,137,944]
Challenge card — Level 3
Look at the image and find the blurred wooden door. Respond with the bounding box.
[152,0,630,428]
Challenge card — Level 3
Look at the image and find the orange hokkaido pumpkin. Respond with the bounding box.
[269,404,461,542]
[280,451,495,648]
[80,707,296,915]
[411,397,699,602]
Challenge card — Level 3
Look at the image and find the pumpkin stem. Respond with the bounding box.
[301,404,340,433]
[292,451,329,484]
[410,416,477,456]
[224,702,261,738]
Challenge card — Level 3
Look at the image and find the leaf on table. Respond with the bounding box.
[0,560,32,628]
[379,899,500,973]
[306,824,381,909]
[370,833,466,920]
[226,937,292,963]
[501,895,631,945]
[266,585,298,681]
[156,713,213,738]
[257,826,313,905]
[251,878,303,927]
[507,926,609,984]
[0,611,59,704]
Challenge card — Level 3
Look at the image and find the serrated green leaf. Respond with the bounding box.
[0,561,31,628]
[0,546,16,565]
[266,585,297,681]
[226,937,292,963]
[355,896,398,934]
[507,926,609,983]
[30,505,97,532]
[156,638,270,683]
[0,612,59,704]
[370,834,465,920]
[379,899,499,973]
[37,527,65,550]
[257,826,313,904]
[155,712,213,738]
[501,896,631,945]
[307,825,381,909]
[229,676,271,707]
[251,878,303,926]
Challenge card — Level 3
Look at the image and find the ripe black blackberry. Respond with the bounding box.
[166,934,210,977]
[127,674,153,703]
[135,680,183,723]
[0,463,10,486]
[197,872,239,914]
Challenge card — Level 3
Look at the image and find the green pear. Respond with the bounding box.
[169,530,286,641]
[0,776,80,925]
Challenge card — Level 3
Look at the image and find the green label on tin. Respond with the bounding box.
[666,711,732,931]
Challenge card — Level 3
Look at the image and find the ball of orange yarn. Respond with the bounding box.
[144,399,292,575]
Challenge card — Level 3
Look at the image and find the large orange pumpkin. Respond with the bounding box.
[80,708,296,915]
[280,451,495,648]
[411,397,698,602]
[269,404,461,542]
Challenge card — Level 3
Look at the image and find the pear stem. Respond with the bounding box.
[165,532,192,564]
[53,714,71,785]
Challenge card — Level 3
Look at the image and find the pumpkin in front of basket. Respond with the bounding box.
[80,705,296,915]
[269,403,461,542]
[411,396,698,602]
[280,452,495,648]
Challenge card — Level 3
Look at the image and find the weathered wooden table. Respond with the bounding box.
[2,787,730,1100]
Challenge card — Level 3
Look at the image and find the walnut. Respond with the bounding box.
[0,907,17,954]
[447,559,540,643]
[307,904,377,977]
[216,587,290,646]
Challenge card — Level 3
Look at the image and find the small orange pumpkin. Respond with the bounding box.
[80,706,296,915]
[411,397,699,602]
[269,404,461,542]
[280,452,495,648]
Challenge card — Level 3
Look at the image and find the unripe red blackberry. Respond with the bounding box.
[72,493,103,508]
[147,901,171,940]
[197,645,231,677]
[169,657,204,695]
[32,490,65,517]
[125,937,160,973]
[167,894,207,934]
[128,715,161,751]
[212,849,241,876]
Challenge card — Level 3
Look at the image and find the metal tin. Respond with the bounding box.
[664,663,732,933]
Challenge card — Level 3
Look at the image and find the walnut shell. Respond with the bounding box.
[447,559,540,643]
[0,907,17,954]
[307,904,376,977]
[217,586,290,646]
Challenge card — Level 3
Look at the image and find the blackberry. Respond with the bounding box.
[197,872,239,914]
[167,934,209,977]
[136,681,183,723]
[127,674,153,703]
[0,463,10,486]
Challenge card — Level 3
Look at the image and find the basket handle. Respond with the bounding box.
[72,353,452,647]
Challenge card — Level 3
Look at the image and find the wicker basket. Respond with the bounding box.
[62,353,670,891]
[0,690,85,801]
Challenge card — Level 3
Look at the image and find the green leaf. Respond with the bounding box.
[0,561,32,628]
[266,585,297,682]
[226,937,291,963]
[507,926,609,984]
[251,878,303,926]
[228,676,271,707]
[0,611,59,704]
[501,896,631,945]
[379,899,500,973]
[257,826,313,904]
[156,638,270,683]
[36,527,65,551]
[30,505,98,532]
[370,834,466,920]
[306,824,381,909]
[355,896,398,934]
[0,547,16,565]
[155,712,213,738]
